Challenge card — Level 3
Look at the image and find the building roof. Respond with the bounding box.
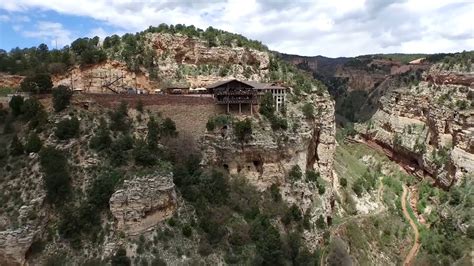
[205,79,253,89]
[167,84,189,89]
[206,79,287,90]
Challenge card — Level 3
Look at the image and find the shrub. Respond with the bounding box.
[150,256,166,266]
[3,116,14,134]
[316,215,326,229]
[52,85,73,112]
[352,178,364,197]
[20,73,53,93]
[182,224,192,238]
[55,117,80,140]
[133,140,157,166]
[9,134,24,156]
[270,115,288,131]
[111,248,131,266]
[22,99,48,131]
[160,118,177,138]
[270,184,282,202]
[87,171,122,210]
[9,95,24,116]
[147,117,160,150]
[206,119,215,131]
[306,170,320,182]
[259,92,275,118]
[21,98,43,120]
[89,118,112,151]
[40,147,71,205]
[456,100,467,110]
[109,101,130,132]
[251,216,283,264]
[288,204,303,222]
[25,132,42,153]
[340,177,348,187]
[288,165,302,180]
[233,118,252,142]
[302,103,315,119]
[317,182,326,195]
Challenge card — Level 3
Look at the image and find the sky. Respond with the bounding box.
[0,0,473,57]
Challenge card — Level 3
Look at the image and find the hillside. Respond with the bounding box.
[0,25,337,265]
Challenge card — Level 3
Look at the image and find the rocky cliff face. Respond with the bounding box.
[355,64,474,187]
[200,91,336,249]
[0,196,46,266]
[54,60,153,92]
[109,172,177,235]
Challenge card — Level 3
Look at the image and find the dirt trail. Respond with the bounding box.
[402,185,421,266]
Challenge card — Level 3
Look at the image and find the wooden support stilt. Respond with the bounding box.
[227,103,229,113]
[250,104,253,115]
[239,103,241,115]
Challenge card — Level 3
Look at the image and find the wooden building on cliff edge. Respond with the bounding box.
[206,79,287,114]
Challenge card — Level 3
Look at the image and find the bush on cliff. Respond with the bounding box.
[55,117,80,140]
[52,85,73,112]
[234,118,252,142]
[160,117,178,138]
[25,132,42,153]
[109,101,130,132]
[9,95,24,116]
[89,118,112,151]
[9,134,24,156]
[302,103,315,119]
[288,165,302,181]
[40,147,71,205]
[20,73,53,93]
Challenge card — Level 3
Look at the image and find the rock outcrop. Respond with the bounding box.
[0,73,24,88]
[355,64,473,187]
[109,172,177,235]
[0,197,46,266]
[54,61,153,93]
[200,91,336,250]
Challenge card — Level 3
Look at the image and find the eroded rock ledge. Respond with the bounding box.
[109,173,177,235]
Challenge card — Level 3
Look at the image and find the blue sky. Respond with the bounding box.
[0,0,473,57]
[0,9,123,50]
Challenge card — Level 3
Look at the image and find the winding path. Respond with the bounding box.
[401,185,421,266]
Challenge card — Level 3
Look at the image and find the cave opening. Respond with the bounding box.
[253,159,264,175]
[223,164,229,173]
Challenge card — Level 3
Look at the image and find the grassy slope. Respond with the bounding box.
[333,141,414,264]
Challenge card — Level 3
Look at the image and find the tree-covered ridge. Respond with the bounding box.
[0,23,268,76]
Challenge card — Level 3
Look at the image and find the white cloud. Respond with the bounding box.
[22,21,74,48]
[0,14,9,22]
[0,0,473,56]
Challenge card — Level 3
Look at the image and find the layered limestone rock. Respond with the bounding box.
[0,196,46,266]
[355,64,473,187]
[148,32,270,86]
[109,173,177,235]
[0,73,24,88]
[54,60,153,93]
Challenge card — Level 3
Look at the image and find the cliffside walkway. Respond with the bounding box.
[402,185,421,266]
